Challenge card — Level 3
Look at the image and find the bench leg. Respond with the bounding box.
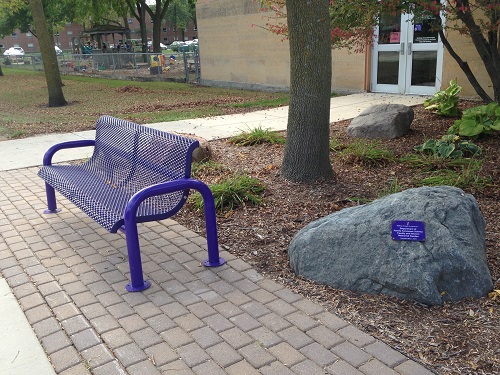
[199,187,226,267]
[124,218,151,292]
[43,183,61,214]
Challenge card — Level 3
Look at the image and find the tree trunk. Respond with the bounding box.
[453,0,500,104]
[29,0,67,107]
[152,13,163,53]
[438,30,493,103]
[0,64,3,77]
[139,2,149,61]
[281,0,334,182]
[147,0,171,53]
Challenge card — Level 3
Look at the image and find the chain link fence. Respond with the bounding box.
[2,50,201,83]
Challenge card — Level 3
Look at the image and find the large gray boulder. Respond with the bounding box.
[347,104,414,139]
[289,186,493,305]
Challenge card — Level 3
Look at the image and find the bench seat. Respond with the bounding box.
[39,163,186,233]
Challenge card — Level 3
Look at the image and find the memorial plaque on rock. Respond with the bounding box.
[392,221,426,241]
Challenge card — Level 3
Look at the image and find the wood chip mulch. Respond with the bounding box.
[175,102,499,375]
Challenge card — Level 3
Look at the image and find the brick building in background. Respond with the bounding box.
[0,16,197,53]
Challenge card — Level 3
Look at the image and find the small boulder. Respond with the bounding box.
[173,133,212,163]
[347,104,414,139]
[192,139,212,163]
[289,186,493,305]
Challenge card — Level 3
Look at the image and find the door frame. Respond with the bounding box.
[370,11,445,95]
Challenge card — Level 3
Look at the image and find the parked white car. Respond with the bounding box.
[3,47,25,56]
[55,46,63,55]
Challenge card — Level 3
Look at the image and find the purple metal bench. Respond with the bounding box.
[38,115,225,292]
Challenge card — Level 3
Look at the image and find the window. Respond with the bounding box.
[67,31,73,36]
[26,32,32,37]
[11,32,17,38]
[27,43,34,48]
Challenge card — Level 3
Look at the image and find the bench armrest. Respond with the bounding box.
[42,140,96,166]
[125,179,217,239]
[124,178,224,291]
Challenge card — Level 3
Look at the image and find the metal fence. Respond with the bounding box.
[2,50,201,83]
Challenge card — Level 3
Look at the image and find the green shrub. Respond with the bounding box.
[190,174,265,211]
[329,136,345,152]
[447,102,500,137]
[414,134,481,159]
[339,139,395,166]
[400,153,481,170]
[414,160,491,190]
[423,79,461,116]
[228,126,286,146]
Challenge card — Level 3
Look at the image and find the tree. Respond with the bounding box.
[0,0,79,35]
[265,0,500,103]
[187,0,197,32]
[165,0,191,42]
[125,0,149,55]
[260,0,498,181]
[431,0,500,103]
[29,0,67,107]
[144,0,171,53]
[279,0,334,182]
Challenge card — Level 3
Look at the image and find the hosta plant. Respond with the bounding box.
[414,135,481,159]
[423,79,462,117]
[448,102,500,137]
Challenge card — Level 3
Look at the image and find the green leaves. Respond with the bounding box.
[190,174,265,211]
[448,102,500,137]
[229,126,286,146]
[414,134,481,159]
[424,79,462,117]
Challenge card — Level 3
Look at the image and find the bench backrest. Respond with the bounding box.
[85,115,199,193]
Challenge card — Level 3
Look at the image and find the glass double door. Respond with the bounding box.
[371,12,444,95]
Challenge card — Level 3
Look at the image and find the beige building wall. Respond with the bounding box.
[197,0,492,99]
[196,0,365,93]
[441,28,493,99]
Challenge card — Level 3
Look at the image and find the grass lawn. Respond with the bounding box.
[0,69,289,140]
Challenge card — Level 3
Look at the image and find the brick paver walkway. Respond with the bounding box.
[0,167,436,374]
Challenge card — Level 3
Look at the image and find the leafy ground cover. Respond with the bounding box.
[0,69,289,140]
[176,102,499,375]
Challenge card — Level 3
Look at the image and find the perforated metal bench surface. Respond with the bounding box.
[38,115,225,292]
[38,115,197,232]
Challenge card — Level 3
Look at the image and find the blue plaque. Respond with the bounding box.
[392,221,426,241]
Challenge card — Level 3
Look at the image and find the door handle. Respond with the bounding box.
[408,42,412,55]
[400,42,405,55]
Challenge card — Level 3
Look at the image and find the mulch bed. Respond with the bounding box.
[175,101,499,375]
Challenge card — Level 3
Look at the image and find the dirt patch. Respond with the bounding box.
[115,85,148,93]
[175,102,499,375]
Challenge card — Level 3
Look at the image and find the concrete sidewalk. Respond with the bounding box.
[0,93,425,172]
[0,93,437,375]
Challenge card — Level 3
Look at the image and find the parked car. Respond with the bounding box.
[3,47,25,57]
[146,41,168,51]
[169,41,186,52]
[55,46,62,55]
